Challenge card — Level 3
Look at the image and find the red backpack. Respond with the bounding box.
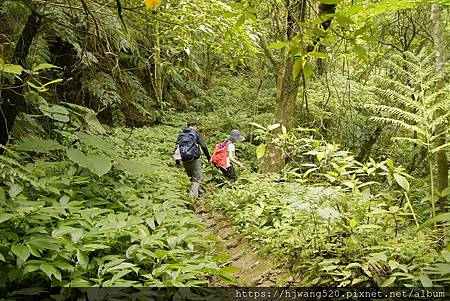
[211,140,231,170]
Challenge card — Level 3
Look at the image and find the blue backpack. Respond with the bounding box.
[177,129,200,162]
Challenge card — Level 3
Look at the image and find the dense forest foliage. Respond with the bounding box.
[0,0,449,295]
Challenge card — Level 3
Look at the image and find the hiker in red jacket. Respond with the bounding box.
[211,129,245,181]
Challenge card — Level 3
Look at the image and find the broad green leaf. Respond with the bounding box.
[256,144,265,159]
[76,133,116,155]
[9,183,23,198]
[155,249,167,259]
[11,244,30,262]
[111,269,133,283]
[33,63,61,72]
[249,122,266,130]
[381,276,396,287]
[218,273,237,283]
[269,41,288,49]
[86,154,112,177]
[425,263,450,274]
[76,250,89,271]
[441,186,450,197]
[146,218,156,230]
[0,253,5,262]
[419,274,433,287]
[23,264,41,274]
[82,244,111,251]
[386,159,395,170]
[268,124,280,131]
[84,113,106,134]
[442,250,450,262]
[233,15,246,29]
[303,62,314,80]
[108,262,136,272]
[67,149,112,177]
[353,44,368,61]
[388,260,399,270]
[0,187,4,203]
[53,261,75,272]
[116,158,153,176]
[219,266,240,273]
[393,173,410,191]
[39,104,70,122]
[0,213,14,224]
[1,64,23,75]
[40,263,61,281]
[335,14,354,29]
[27,237,60,251]
[351,277,368,285]
[417,213,450,232]
[26,244,41,257]
[292,59,303,79]
[59,195,70,205]
[308,52,328,59]
[16,137,65,153]
[369,252,387,262]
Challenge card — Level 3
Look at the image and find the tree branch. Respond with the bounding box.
[259,34,279,67]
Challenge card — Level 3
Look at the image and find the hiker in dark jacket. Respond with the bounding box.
[174,119,210,197]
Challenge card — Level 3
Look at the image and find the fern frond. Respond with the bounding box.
[364,104,425,125]
[429,114,450,129]
[392,136,429,147]
[369,86,422,111]
[82,71,123,106]
[371,117,426,136]
[372,75,415,96]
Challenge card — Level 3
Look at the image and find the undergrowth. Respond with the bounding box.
[0,112,234,293]
[207,128,450,287]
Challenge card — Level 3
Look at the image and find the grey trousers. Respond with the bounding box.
[183,158,202,197]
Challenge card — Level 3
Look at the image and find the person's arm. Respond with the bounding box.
[174,135,181,166]
[197,132,211,161]
[174,144,181,166]
[229,147,245,170]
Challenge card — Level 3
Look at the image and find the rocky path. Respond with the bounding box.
[195,201,296,287]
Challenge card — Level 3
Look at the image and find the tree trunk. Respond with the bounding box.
[316,3,337,74]
[203,45,215,89]
[259,0,335,173]
[152,22,163,112]
[356,125,384,163]
[260,58,302,173]
[0,11,42,155]
[431,4,448,206]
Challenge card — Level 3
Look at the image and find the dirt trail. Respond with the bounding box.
[195,201,296,287]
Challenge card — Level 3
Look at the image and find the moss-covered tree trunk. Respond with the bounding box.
[431,4,448,206]
[260,56,302,173]
[259,1,335,173]
[0,11,42,155]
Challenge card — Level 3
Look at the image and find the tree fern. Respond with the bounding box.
[81,71,123,106]
[365,50,449,215]
[365,50,449,147]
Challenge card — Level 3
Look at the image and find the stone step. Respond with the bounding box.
[197,208,295,288]
[231,254,260,274]
[237,261,273,286]
[217,227,234,241]
[225,237,242,249]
